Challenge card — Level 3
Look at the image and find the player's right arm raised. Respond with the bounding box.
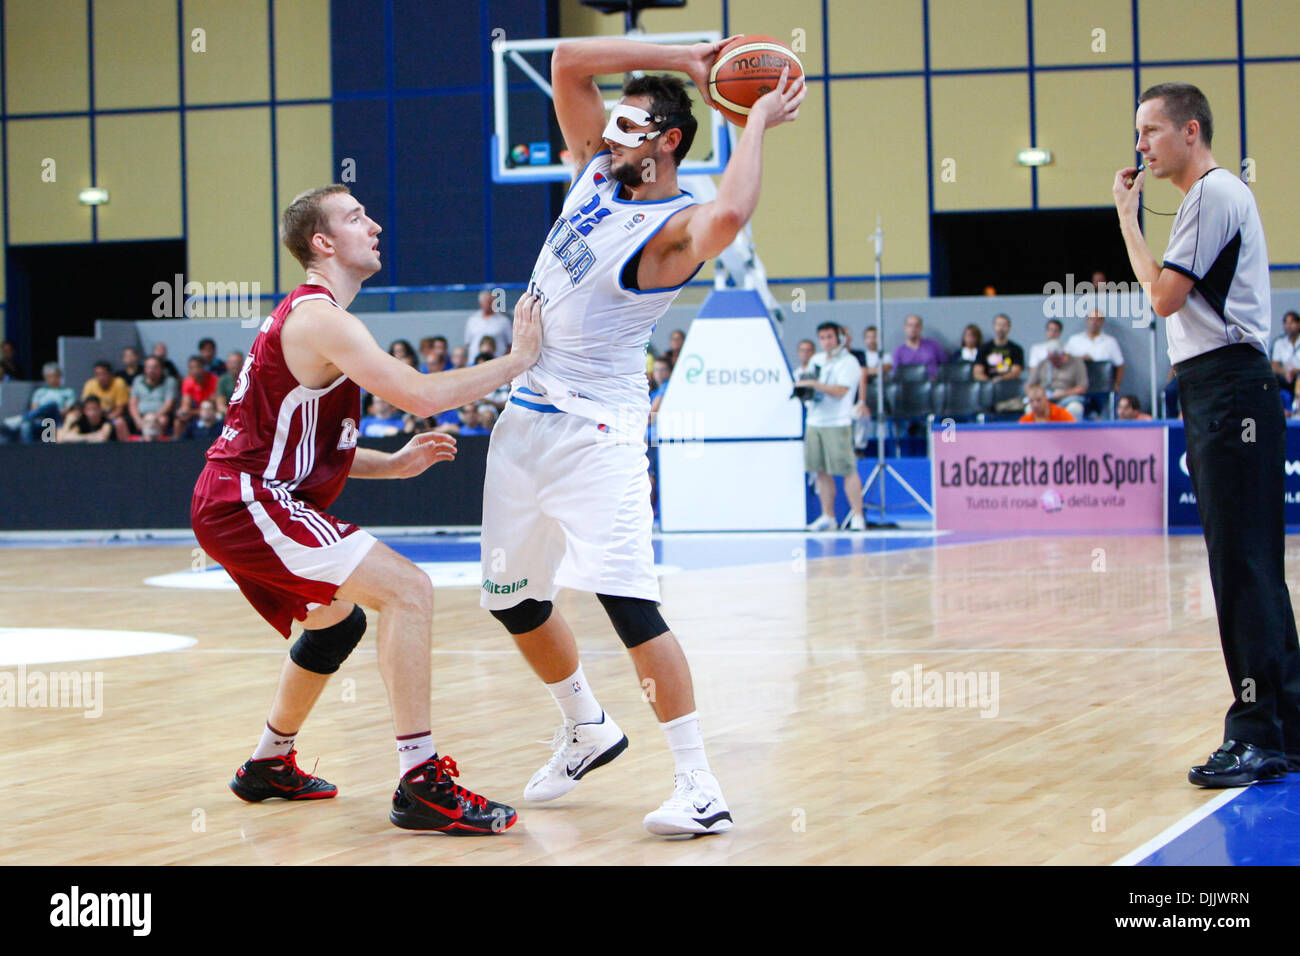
[294,293,542,418]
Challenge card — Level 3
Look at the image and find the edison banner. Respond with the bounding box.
[932,423,1165,532]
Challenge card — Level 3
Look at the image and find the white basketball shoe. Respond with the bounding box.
[523,711,628,802]
[643,768,733,836]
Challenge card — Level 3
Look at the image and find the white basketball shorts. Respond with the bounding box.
[479,398,659,610]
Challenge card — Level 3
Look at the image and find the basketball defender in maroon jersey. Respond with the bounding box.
[192,184,542,833]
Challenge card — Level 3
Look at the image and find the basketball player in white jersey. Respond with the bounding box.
[480,37,804,835]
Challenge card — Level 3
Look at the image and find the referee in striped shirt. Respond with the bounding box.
[1115,82,1300,787]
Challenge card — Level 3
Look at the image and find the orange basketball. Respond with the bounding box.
[707,35,804,127]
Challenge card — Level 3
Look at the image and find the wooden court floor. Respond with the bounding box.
[0,532,1275,865]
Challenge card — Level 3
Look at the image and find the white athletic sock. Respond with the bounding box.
[252,722,297,760]
[661,711,711,774]
[396,731,436,776]
[545,664,604,725]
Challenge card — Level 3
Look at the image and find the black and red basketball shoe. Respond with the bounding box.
[229,750,338,802]
[390,755,517,834]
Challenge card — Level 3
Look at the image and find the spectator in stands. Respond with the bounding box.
[665,328,686,368]
[197,337,227,376]
[128,355,178,436]
[2,362,77,443]
[1026,348,1087,420]
[1270,310,1300,399]
[359,395,404,437]
[1026,319,1064,371]
[479,405,498,432]
[456,403,491,436]
[1117,394,1153,421]
[150,342,180,380]
[798,322,866,531]
[1091,269,1107,287]
[181,398,224,441]
[117,346,143,386]
[475,336,498,365]
[1066,309,1126,388]
[419,335,452,373]
[388,339,419,369]
[648,356,672,443]
[57,395,114,443]
[133,411,168,442]
[891,314,947,380]
[450,346,469,370]
[956,324,983,362]
[855,327,890,420]
[465,289,512,359]
[861,326,890,381]
[794,339,816,379]
[1020,384,1076,424]
[973,313,1025,382]
[1,340,19,381]
[174,355,219,438]
[80,361,131,439]
[215,351,243,414]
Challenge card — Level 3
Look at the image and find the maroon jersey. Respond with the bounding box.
[205,284,360,510]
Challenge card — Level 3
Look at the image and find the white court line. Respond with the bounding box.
[1112,787,1249,866]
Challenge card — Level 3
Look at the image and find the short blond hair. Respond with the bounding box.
[280,184,351,269]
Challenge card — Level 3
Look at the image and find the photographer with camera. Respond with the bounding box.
[796,323,865,531]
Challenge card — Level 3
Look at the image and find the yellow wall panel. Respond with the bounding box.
[1033,0,1132,65]
[929,0,1027,70]
[5,0,89,114]
[1245,63,1300,264]
[1034,70,1134,207]
[749,83,827,278]
[183,0,270,105]
[725,0,823,76]
[274,0,331,101]
[93,0,178,109]
[95,113,182,240]
[931,73,1032,210]
[7,118,92,243]
[829,0,924,74]
[275,105,334,290]
[186,108,274,291]
[641,0,721,37]
[831,77,928,276]
[1138,0,1236,61]
[558,0,722,38]
[1242,0,1300,58]
[1138,65,1239,234]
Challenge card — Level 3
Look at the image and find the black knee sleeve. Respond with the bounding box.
[490,599,553,635]
[290,604,366,675]
[596,593,668,648]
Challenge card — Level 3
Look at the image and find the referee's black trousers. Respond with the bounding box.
[1177,343,1300,755]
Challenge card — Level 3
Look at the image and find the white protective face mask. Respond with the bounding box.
[602,104,664,148]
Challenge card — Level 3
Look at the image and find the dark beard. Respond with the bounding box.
[610,158,643,188]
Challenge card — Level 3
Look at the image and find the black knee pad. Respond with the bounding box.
[490,599,553,635]
[290,604,366,675]
[596,593,668,648]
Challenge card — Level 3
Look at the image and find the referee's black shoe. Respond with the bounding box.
[1188,740,1288,788]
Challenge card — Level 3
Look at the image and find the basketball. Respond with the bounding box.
[707,35,804,126]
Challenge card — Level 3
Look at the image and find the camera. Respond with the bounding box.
[792,363,821,401]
